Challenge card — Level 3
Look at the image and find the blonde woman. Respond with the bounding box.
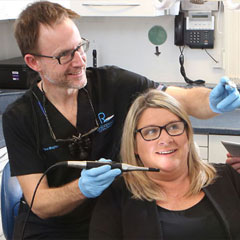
[90,89,240,240]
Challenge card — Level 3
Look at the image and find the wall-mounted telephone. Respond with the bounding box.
[174,11,214,49]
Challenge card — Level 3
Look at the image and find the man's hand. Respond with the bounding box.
[226,153,240,173]
[78,158,121,198]
[209,76,240,113]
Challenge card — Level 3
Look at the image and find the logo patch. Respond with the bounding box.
[97,112,114,133]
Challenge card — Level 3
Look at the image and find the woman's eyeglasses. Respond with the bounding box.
[135,121,186,141]
[29,38,89,65]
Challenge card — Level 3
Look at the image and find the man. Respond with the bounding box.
[2,1,240,239]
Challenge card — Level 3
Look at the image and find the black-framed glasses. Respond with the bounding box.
[29,38,89,65]
[135,121,186,141]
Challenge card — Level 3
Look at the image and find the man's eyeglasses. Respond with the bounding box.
[135,121,186,141]
[29,38,89,65]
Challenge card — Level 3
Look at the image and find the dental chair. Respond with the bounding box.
[1,162,22,240]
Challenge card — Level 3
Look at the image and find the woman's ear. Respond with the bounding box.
[24,54,41,72]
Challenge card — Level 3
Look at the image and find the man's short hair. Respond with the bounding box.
[14,1,79,56]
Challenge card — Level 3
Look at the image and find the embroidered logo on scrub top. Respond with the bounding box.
[97,112,114,133]
[43,145,59,151]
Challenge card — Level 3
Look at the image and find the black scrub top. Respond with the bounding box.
[2,65,163,228]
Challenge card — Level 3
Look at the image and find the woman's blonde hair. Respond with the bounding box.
[120,89,216,201]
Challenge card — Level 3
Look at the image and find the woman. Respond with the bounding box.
[90,89,240,240]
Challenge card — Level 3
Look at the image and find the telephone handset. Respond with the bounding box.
[174,11,214,49]
[174,12,185,46]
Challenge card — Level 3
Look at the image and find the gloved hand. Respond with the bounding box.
[209,76,240,113]
[78,158,121,198]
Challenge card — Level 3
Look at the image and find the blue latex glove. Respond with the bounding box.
[78,158,121,198]
[209,76,240,113]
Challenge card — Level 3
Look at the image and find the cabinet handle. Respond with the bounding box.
[82,1,140,6]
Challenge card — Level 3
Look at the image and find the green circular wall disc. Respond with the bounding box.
[148,25,167,46]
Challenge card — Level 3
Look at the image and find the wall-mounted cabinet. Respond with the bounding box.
[0,0,180,20]
[70,0,180,17]
[0,0,35,20]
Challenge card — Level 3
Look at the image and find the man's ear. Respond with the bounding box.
[24,54,41,72]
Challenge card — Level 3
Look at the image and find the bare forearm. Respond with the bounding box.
[30,179,86,219]
[166,86,218,119]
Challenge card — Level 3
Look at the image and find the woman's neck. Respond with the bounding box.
[153,172,205,211]
[154,172,190,198]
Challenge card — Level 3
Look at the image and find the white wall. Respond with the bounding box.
[78,16,224,84]
[0,15,224,84]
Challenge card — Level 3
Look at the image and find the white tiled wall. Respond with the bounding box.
[0,147,8,240]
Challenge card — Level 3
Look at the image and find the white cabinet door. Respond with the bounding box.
[0,0,35,20]
[194,134,208,161]
[70,0,155,16]
[70,0,179,16]
[209,135,240,164]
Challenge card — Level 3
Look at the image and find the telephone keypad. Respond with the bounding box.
[184,30,214,49]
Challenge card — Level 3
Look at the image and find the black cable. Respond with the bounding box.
[19,160,158,239]
[20,161,67,240]
[204,49,219,63]
[179,46,205,86]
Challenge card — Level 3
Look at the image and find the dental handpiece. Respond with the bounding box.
[65,161,160,172]
[225,80,236,89]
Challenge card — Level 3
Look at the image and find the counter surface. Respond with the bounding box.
[190,110,240,135]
